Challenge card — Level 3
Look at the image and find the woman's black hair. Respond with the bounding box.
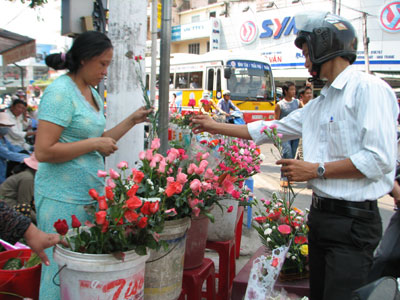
[45,31,113,73]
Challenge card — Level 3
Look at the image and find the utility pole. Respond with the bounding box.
[150,0,158,113]
[362,12,370,74]
[158,0,172,155]
[106,0,147,170]
[332,0,336,14]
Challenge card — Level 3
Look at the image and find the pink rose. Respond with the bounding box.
[190,179,202,194]
[278,224,291,235]
[151,138,161,150]
[106,178,116,188]
[192,207,201,217]
[277,133,283,139]
[97,170,108,177]
[109,168,120,179]
[157,160,167,173]
[145,149,153,161]
[117,161,128,169]
[227,205,234,213]
[269,123,278,129]
[165,208,177,216]
[201,152,210,160]
[231,190,241,199]
[176,172,188,184]
[139,151,145,160]
[187,163,197,175]
[199,160,208,169]
[204,168,214,180]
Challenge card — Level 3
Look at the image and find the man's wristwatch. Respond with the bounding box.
[317,163,326,179]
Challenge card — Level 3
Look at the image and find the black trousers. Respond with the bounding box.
[307,204,382,300]
[368,210,400,282]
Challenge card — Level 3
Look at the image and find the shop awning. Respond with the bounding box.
[0,28,36,65]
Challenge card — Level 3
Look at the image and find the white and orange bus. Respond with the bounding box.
[146,50,276,123]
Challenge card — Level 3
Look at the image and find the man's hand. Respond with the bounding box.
[191,114,219,134]
[277,159,318,182]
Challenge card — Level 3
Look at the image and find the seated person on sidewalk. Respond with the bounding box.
[0,112,30,184]
[0,153,38,222]
[6,99,36,151]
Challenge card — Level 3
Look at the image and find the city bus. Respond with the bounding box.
[146,50,276,123]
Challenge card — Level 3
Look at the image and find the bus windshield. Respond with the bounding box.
[226,60,274,101]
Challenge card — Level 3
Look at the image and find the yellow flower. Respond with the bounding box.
[300,244,308,256]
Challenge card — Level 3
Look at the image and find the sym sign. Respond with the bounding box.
[379,1,400,33]
[240,16,298,44]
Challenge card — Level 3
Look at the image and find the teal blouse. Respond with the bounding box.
[35,75,106,204]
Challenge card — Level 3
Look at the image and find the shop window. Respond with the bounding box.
[209,11,216,18]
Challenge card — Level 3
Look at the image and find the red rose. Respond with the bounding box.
[101,220,109,233]
[95,211,107,225]
[125,196,142,210]
[105,186,114,201]
[150,201,159,214]
[132,170,144,184]
[88,188,99,200]
[294,236,308,244]
[54,219,69,235]
[115,218,123,225]
[141,202,151,215]
[71,215,81,228]
[98,196,108,210]
[127,184,139,197]
[124,210,139,222]
[254,216,267,224]
[138,217,148,228]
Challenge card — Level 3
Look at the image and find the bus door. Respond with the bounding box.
[206,67,223,102]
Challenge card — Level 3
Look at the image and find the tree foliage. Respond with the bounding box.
[8,0,48,9]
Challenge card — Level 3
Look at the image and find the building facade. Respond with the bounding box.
[148,0,400,89]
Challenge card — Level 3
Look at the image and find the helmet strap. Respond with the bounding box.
[308,63,322,83]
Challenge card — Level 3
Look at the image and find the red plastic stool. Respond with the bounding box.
[206,239,236,300]
[179,258,216,300]
[235,206,244,259]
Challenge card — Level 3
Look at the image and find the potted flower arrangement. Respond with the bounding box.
[252,124,309,280]
[199,136,264,241]
[131,138,236,299]
[52,160,164,300]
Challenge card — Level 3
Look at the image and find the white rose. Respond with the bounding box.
[264,228,272,235]
[291,256,296,260]
[239,149,245,155]
[158,187,165,193]
[286,252,291,258]
[267,238,271,242]
[260,154,265,160]
[272,226,276,230]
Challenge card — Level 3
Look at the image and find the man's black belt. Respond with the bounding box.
[311,194,377,220]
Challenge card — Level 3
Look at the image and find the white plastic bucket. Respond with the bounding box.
[144,217,190,300]
[207,198,239,241]
[53,245,149,300]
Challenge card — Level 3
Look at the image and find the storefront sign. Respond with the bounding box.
[239,16,297,45]
[379,1,400,33]
[239,21,258,44]
[210,18,221,50]
[172,20,211,41]
[2,40,36,65]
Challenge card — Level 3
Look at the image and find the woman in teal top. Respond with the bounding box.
[34,31,152,300]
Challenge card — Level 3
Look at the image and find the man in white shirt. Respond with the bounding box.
[192,12,398,300]
[6,99,35,151]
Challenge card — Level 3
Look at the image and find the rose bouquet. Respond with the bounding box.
[252,124,309,275]
[135,138,237,220]
[53,162,164,256]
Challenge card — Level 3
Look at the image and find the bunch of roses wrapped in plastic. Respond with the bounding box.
[252,123,309,276]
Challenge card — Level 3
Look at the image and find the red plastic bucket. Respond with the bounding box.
[0,249,41,300]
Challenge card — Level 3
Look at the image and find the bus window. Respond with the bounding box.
[169,74,174,89]
[207,68,214,91]
[176,73,189,89]
[189,72,202,89]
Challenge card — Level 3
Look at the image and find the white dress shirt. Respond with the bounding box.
[248,65,398,201]
[5,109,29,151]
